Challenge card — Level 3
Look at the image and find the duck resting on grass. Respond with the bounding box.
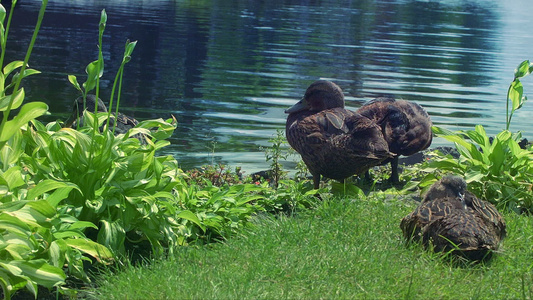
[356,97,432,183]
[64,95,147,143]
[285,80,394,189]
[400,175,506,261]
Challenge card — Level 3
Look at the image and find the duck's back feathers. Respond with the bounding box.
[400,176,506,260]
[65,95,147,143]
[357,97,432,156]
[286,107,392,181]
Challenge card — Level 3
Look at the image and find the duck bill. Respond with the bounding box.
[285,98,308,114]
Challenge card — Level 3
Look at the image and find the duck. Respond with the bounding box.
[356,97,432,183]
[400,175,506,261]
[285,80,394,189]
[64,94,147,143]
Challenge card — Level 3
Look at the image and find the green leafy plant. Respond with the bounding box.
[506,60,533,130]
[0,2,118,298]
[420,126,533,212]
[413,60,533,213]
[261,129,291,188]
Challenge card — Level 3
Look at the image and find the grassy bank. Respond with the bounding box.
[87,194,533,299]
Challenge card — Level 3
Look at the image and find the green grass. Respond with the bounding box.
[86,194,533,299]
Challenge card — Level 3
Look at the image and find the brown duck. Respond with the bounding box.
[356,97,432,182]
[285,80,394,189]
[65,95,147,143]
[400,175,506,261]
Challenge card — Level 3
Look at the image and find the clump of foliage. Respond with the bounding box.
[0,5,264,298]
[185,164,243,187]
[416,60,533,213]
[0,1,114,298]
[260,129,291,188]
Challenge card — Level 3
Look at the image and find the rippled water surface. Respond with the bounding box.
[7,0,533,173]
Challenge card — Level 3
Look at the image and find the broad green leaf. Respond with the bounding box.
[97,219,125,254]
[0,101,49,142]
[0,261,23,277]
[9,69,41,85]
[53,231,86,239]
[177,210,206,232]
[45,187,77,208]
[488,140,505,175]
[495,130,512,142]
[0,4,5,24]
[0,213,31,237]
[68,221,98,231]
[10,259,66,288]
[431,125,456,136]
[0,166,25,190]
[4,243,33,260]
[509,79,524,111]
[67,75,81,92]
[0,89,24,111]
[10,200,55,228]
[3,61,24,77]
[26,179,80,201]
[49,240,68,268]
[64,238,114,263]
[514,60,530,79]
[83,60,103,92]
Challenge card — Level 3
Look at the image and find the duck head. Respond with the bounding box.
[424,175,468,206]
[285,80,345,114]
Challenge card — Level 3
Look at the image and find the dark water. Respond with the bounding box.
[6,0,533,173]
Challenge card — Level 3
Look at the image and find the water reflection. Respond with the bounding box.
[5,0,533,172]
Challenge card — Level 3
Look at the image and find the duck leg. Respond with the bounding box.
[313,174,321,189]
[390,156,400,183]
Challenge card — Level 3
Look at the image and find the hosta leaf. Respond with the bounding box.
[83,60,104,93]
[68,75,81,92]
[0,101,49,142]
[0,166,25,190]
[509,79,524,111]
[45,187,77,208]
[68,221,98,231]
[10,200,56,228]
[0,214,32,237]
[514,60,530,79]
[10,68,41,83]
[64,238,114,263]
[0,89,24,111]
[26,179,80,201]
[177,210,206,232]
[97,219,125,254]
[10,259,66,288]
[3,61,24,77]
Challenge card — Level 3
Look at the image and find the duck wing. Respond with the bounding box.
[422,210,500,260]
[400,197,462,242]
[464,192,507,240]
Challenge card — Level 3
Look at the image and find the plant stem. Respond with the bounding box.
[506,82,512,130]
[0,0,17,73]
[0,0,47,136]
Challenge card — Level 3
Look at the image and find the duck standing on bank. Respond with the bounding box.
[285,80,394,189]
[356,97,432,183]
[400,175,506,261]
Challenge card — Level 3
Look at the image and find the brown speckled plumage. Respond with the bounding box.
[400,176,506,261]
[356,97,432,182]
[65,95,147,143]
[285,80,394,189]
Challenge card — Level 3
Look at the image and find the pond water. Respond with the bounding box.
[6,0,533,174]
